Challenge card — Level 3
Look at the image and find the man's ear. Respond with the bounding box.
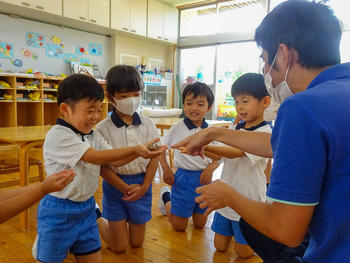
[59,102,70,117]
[277,43,292,71]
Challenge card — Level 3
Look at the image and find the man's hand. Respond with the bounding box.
[172,128,214,157]
[195,179,231,216]
[122,184,147,202]
[41,169,76,195]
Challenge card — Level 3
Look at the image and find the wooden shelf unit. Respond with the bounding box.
[0,74,108,127]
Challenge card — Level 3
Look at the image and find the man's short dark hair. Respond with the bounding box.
[255,0,342,69]
[57,74,104,106]
[231,73,269,100]
[182,82,214,107]
[106,65,144,95]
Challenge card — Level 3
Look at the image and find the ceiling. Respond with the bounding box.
[158,0,205,7]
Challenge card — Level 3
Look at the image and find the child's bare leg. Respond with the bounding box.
[97,218,128,253]
[192,213,207,228]
[75,250,101,263]
[234,242,254,258]
[129,223,146,248]
[214,233,232,252]
[165,201,188,231]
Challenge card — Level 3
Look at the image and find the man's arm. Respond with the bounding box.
[0,169,75,224]
[196,180,314,247]
[172,127,272,158]
[203,145,245,159]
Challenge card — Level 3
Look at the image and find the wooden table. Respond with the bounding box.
[151,117,231,136]
[0,125,52,231]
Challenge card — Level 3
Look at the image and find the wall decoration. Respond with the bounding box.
[10,59,23,67]
[0,42,13,58]
[63,53,78,64]
[80,58,90,64]
[22,48,32,57]
[76,46,88,55]
[89,43,103,56]
[25,32,45,47]
[51,35,65,48]
[46,44,63,58]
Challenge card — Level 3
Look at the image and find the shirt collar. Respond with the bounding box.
[183,117,208,130]
[56,118,93,141]
[111,110,142,128]
[307,63,350,90]
[235,120,268,131]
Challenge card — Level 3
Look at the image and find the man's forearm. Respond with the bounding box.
[209,127,273,158]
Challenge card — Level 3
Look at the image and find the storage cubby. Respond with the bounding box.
[0,73,108,127]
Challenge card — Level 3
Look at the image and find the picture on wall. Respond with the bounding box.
[89,43,103,56]
[25,32,45,47]
[63,53,78,64]
[0,42,13,58]
[46,44,63,58]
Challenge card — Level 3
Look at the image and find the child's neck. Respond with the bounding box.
[115,110,133,125]
[243,116,264,129]
[191,118,204,128]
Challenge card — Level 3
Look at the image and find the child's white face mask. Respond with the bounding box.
[112,96,141,116]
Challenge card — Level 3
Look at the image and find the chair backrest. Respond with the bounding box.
[0,144,20,155]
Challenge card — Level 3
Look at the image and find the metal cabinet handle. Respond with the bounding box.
[164,38,168,41]
[122,27,129,31]
[131,29,136,33]
[157,36,162,39]
[79,16,86,20]
[21,2,31,6]
[90,19,97,23]
[36,5,44,10]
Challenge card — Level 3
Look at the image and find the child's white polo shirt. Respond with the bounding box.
[44,119,111,202]
[162,118,211,170]
[95,111,159,175]
[216,122,272,221]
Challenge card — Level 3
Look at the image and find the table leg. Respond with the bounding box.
[19,144,29,231]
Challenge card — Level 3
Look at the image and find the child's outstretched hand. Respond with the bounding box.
[135,138,168,159]
[40,169,76,195]
[200,167,214,185]
[122,184,146,202]
[163,173,174,186]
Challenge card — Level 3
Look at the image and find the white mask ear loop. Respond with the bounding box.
[267,49,280,74]
[284,55,291,81]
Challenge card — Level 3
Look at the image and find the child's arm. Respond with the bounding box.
[81,138,167,165]
[100,165,131,195]
[203,145,245,159]
[122,157,160,201]
[159,151,175,185]
[0,169,75,224]
[200,160,220,185]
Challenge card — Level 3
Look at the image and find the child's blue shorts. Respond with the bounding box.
[211,212,248,245]
[102,172,152,224]
[36,195,101,263]
[171,168,206,218]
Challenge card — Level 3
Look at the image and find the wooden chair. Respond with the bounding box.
[0,144,45,188]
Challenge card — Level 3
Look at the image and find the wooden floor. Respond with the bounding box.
[0,154,262,263]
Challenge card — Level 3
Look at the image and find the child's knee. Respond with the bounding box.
[172,223,187,232]
[109,242,128,253]
[234,243,254,258]
[214,241,228,252]
[130,239,144,248]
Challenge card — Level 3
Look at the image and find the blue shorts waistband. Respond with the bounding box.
[177,167,202,175]
[117,172,146,179]
[46,194,94,206]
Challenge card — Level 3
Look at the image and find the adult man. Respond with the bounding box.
[173,1,350,262]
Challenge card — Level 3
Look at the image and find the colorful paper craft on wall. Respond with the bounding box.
[63,53,78,64]
[10,59,23,67]
[46,44,63,58]
[80,58,91,65]
[76,46,88,56]
[89,43,103,56]
[21,48,38,60]
[25,32,45,47]
[0,42,13,58]
[51,36,64,48]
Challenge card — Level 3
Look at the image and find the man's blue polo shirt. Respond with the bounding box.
[267,63,350,262]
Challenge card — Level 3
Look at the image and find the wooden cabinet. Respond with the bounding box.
[0,74,108,127]
[1,0,62,15]
[148,0,178,43]
[88,0,110,27]
[63,0,89,22]
[111,0,147,36]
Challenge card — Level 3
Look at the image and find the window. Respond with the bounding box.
[340,31,350,63]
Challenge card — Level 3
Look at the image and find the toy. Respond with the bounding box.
[47,94,57,101]
[28,91,41,101]
[0,80,11,89]
[3,93,13,100]
[24,79,40,89]
[147,143,159,151]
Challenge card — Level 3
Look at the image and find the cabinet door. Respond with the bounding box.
[164,5,178,43]
[34,0,62,15]
[89,0,109,27]
[63,0,88,22]
[1,0,34,8]
[111,0,130,32]
[148,0,164,40]
[130,0,147,36]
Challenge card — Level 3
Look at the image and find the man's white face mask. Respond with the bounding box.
[264,49,293,104]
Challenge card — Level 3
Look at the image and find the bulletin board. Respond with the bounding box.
[0,14,112,77]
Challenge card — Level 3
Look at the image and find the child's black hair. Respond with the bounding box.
[57,74,104,106]
[106,65,144,95]
[182,82,214,107]
[231,73,269,100]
